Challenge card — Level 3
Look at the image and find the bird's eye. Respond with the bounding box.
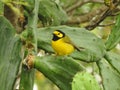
[57,32,63,38]
[58,33,60,35]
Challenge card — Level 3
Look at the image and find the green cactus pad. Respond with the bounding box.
[72,72,101,90]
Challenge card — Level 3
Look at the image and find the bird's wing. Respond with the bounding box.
[63,36,71,43]
[63,36,84,51]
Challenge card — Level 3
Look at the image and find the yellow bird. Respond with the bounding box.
[51,30,82,55]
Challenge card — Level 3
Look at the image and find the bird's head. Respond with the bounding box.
[52,30,65,41]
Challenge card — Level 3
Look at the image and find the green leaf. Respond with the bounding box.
[0,16,22,90]
[0,1,4,15]
[104,52,120,74]
[34,56,84,90]
[32,0,39,53]
[19,66,35,90]
[38,0,68,25]
[72,72,100,90]
[24,0,67,26]
[37,26,105,62]
[105,14,120,50]
[23,0,34,13]
[20,0,39,89]
[97,59,120,90]
[104,0,112,6]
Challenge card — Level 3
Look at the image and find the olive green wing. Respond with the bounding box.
[63,36,84,51]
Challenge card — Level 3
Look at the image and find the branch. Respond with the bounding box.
[66,0,104,14]
[85,0,120,30]
[65,2,120,30]
[65,5,108,25]
[85,8,112,30]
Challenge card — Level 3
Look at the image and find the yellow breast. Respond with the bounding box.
[52,39,74,55]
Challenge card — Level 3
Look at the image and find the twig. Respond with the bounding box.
[85,0,120,30]
[66,0,104,13]
[85,8,112,30]
[65,5,108,24]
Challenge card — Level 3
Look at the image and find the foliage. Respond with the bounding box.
[0,16,22,90]
[105,14,120,50]
[34,56,84,90]
[72,72,100,90]
[0,0,120,90]
[97,59,120,90]
[0,1,4,15]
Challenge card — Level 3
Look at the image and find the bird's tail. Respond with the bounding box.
[75,46,84,51]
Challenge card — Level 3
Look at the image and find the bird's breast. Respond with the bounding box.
[51,39,74,55]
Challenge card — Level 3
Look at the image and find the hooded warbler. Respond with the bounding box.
[52,30,82,55]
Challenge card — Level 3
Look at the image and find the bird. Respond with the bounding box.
[51,30,82,55]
